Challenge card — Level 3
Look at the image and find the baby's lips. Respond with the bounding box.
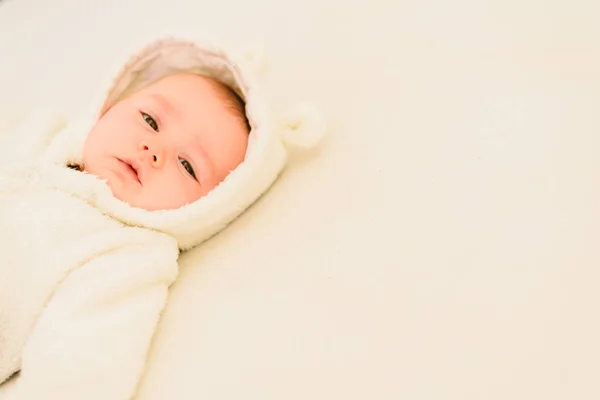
[280,103,326,150]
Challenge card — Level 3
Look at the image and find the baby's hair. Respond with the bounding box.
[205,77,251,133]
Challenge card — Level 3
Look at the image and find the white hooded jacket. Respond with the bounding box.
[0,33,324,399]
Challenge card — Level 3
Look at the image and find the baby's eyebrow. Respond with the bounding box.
[150,94,177,118]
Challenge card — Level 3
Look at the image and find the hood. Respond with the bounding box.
[40,32,325,250]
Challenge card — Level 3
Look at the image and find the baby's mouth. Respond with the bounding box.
[127,163,140,183]
[119,159,141,184]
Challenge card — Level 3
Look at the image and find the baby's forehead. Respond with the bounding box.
[154,72,220,91]
[139,74,235,109]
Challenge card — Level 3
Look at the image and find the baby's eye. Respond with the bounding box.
[179,158,197,180]
[141,112,159,132]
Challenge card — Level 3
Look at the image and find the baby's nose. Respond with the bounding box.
[139,140,166,169]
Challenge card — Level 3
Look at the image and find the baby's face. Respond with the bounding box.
[82,73,249,211]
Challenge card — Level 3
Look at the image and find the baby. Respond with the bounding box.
[0,34,324,400]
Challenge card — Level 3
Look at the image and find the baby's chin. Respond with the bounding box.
[102,178,146,210]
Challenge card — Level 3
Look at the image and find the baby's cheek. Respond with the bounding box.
[138,171,205,210]
[141,182,192,210]
[180,183,206,207]
[105,178,130,204]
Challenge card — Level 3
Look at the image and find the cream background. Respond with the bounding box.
[1,0,600,398]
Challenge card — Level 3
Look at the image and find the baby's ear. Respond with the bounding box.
[280,103,326,150]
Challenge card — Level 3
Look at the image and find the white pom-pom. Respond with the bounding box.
[281,103,326,149]
[234,43,267,76]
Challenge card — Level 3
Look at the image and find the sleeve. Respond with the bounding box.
[0,109,66,168]
[5,240,179,400]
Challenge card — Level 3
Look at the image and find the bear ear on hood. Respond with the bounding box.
[228,43,325,151]
[281,103,326,150]
[229,41,267,77]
